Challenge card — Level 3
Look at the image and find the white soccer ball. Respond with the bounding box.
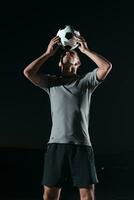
[56,25,80,50]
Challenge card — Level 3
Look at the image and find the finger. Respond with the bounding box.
[52,35,60,41]
[76,39,83,46]
[54,38,60,43]
[50,38,60,45]
[74,35,85,42]
[74,37,83,43]
[52,38,60,44]
[77,35,85,40]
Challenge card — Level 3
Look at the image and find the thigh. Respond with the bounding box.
[68,145,99,187]
[41,144,70,187]
[43,186,61,200]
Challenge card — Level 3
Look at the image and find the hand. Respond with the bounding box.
[46,36,60,56]
[74,35,89,53]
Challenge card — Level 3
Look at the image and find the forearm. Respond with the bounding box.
[83,49,112,69]
[23,52,51,75]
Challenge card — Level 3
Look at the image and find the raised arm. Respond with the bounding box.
[75,36,112,81]
[23,36,60,86]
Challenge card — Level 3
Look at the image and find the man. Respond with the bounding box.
[23,35,112,200]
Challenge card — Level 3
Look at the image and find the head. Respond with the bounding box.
[58,50,81,76]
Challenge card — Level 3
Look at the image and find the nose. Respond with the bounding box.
[65,52,72,59]
[65,51,70,55]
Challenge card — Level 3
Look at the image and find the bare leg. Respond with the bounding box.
[43,186,62,200]
[79,184,95,200]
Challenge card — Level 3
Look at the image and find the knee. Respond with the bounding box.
[81,194,94,200]
[80,185,95,200]
[43,194,56,200]
[43,193,57,200]
[43,190,60,200]
[81,192,94,200]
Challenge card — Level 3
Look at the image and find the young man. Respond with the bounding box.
[23,35,112,200]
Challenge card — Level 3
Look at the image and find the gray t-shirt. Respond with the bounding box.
[38,68,102,146]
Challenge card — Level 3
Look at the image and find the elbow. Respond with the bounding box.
[107,62,112,72]
[23,68,39,86]
[23,69,28,78]
[108,62,112,69]
[104,62,112,73]
[97,62,112,81]
[23,68,31,78]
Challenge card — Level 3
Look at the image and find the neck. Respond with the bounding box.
[62,72,77,77]
[61,66,78,77]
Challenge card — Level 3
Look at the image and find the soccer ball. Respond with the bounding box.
[56,25,80,50]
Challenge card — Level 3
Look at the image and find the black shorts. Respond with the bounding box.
[41,143,99,188]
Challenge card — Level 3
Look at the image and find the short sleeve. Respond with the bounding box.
[82,68,102,92]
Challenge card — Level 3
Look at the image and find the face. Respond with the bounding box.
[59,51,81,70]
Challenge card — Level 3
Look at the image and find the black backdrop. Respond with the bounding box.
[1,0,134,155]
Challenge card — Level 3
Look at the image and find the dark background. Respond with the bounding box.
[0,0,134,199]
[1,0,134,154]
